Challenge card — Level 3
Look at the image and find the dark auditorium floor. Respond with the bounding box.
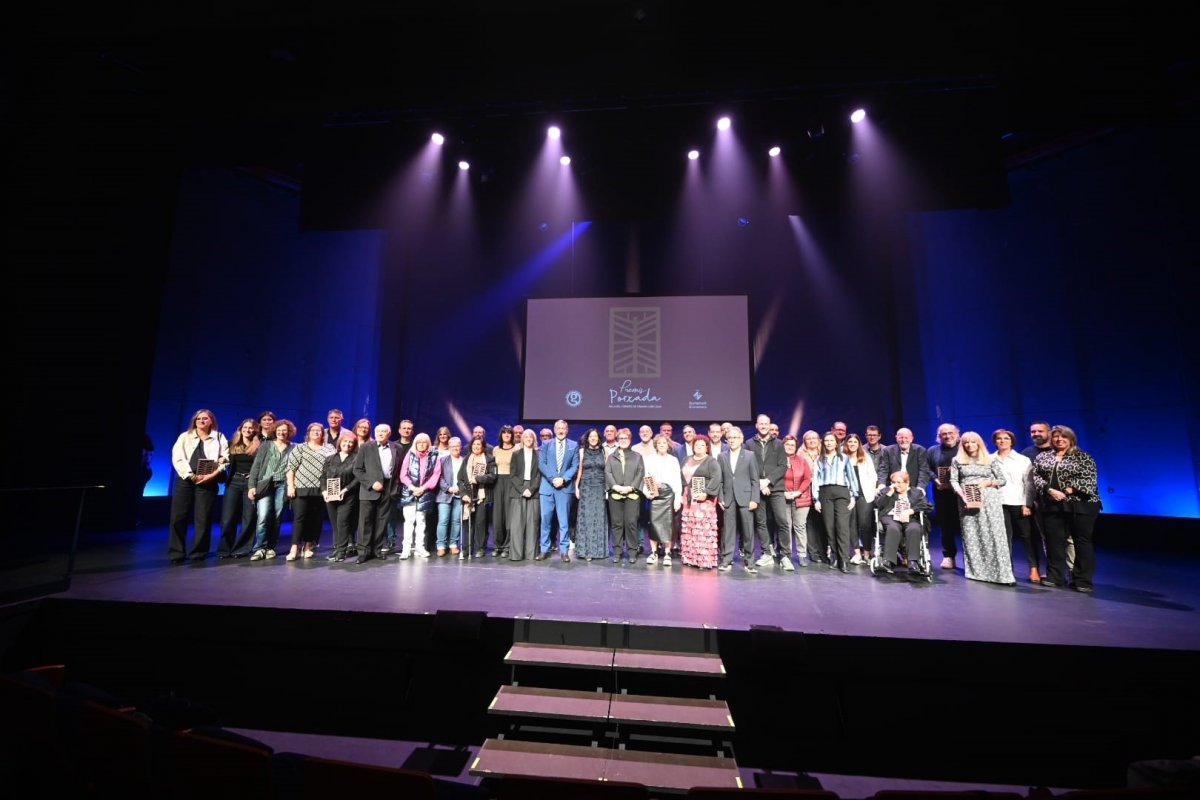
[58,524,1200,651]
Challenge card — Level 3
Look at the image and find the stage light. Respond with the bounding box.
[538,222,550,232]
[736,217,751,226]
[431,132,445,145]
[458,160,470,171]
[716,117,731,131]
[548,126,561,139]
[687,149,700,160]
[850,108,866,124]
[560,155,571,166]
[768,146,781,157]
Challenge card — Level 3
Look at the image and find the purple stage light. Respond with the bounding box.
[548,126,561,139]
[431,132,445,145]
[559,155,571,166]
[768,146,781,157]
[716,117,731,131]
[687,149,700,161]
[850,108,866,124]
[458,160,470,171]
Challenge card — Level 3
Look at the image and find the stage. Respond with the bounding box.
[2,522,1199,794]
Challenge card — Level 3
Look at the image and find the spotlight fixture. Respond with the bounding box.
[431,132,445,145]
[850,108,866,124]
[458,160,470,171]
[548,126,561,139]
[716,117,731,131]
[768,146,781,157]
[560,155,571,166]
[687,150,700,161]
[538,222,550,232]
[736,217,750,227]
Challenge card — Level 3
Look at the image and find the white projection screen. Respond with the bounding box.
[522,296,752,422]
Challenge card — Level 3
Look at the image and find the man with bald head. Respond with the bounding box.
[874,427,930,494]
[927,423,963,569]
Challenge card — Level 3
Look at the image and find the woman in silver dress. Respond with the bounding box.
[950,431,1014,585]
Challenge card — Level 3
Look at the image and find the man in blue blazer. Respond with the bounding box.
[538,419,579,561]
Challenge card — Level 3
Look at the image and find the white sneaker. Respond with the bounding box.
[645,553,658,565]
[940,557,955,569]
[417,549,431,559]
[250,550,265,561]
[850,553,864,565]
[265,549,277,559]
[661,553,672,567]
[399,551,412,560]
[781,557,795,572]
[755,553,774,568]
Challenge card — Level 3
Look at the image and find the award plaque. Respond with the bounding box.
[937,465,951,486]
[472,462,486,478]
[326,477,341,497]
[196,459,217,477]
[643,475,659,498]
[893,495,911,523]
[690,476,707,497]
[963,483,984,509]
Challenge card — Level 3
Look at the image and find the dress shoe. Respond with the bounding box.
[1040,578,1058,587]
[170,557,187,565]
[534,553,548,561]
[327,552,346,562]
[561,552,571,562]
[1029,567,1042,583]
[1073,585,1094,594]
[839,565,850,574]
[355,554,375,565]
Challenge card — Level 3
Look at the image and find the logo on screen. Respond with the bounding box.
[692,390,703,400]
[609,306,661,378]
[565,389,583,408]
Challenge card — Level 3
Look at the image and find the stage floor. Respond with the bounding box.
[53,524,1200,651]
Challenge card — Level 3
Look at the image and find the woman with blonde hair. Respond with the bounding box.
[950,431,1014,584]
[167,408,230,563]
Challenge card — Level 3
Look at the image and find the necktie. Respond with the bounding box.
[556,439,564,472]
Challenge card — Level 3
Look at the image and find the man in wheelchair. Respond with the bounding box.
[872,470,934,578]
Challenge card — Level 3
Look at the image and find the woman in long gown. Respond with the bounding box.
[950,431,1014,585]
[573,429,608,561]
[680,435,721,569]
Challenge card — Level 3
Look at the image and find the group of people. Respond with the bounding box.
[167,409,1101,592]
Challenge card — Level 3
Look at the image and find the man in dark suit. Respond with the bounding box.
[718,427,760,573]
[745,413,791,569]
[353,423,402,564]
[538,419,579,561]
[874,427,930,494]
[605,428,645,564]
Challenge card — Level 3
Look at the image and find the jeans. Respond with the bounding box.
[251,482,286,552]
[436,497,463,550]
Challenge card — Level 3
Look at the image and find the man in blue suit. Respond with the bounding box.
[538,419,579,561]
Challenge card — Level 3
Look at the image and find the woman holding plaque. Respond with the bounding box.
[490,426,516,558]
[248,419,297,560]
[286,423,334,561]
[461,435,497,558]
[217,418,261,559]
[643,434,683,566]
[508,429,542,561]
[573,428,608,562]
[950,431,1014,585]
[167,408,230,564]
[680,435,721,569]
[1031,425,1101,593]
[321,434,359,562]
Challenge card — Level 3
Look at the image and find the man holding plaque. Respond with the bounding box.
[927,423,963,570]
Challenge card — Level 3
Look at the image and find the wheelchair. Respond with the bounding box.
[868,506,932,582]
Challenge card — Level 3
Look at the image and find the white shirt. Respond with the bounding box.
[379,443,394,478]
[643,452,683,498]
[522,448,535,481]
[993,450,1035,507]
[728,448,740,474]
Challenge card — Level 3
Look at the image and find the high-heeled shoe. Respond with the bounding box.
[286,551,298,561]
[302,549,314,559]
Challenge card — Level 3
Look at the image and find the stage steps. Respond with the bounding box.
[474,634,739,794]
[470,738,742,793]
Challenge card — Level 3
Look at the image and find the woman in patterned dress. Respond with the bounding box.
[950,431,1014,584]
[573,429,608,561]
[286,422,335,560]
[1031,425,1101,593]
[680,435,722,568]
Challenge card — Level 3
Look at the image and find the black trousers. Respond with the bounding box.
[465,500,489,555]
[168,478,218,559]
[933,488,962,557]
[881,514,924,566]
[752,490,790,559]
[1043,508,1098,589]
[807,506,829,563]
[325,496,358,556]
[720,503,755,567]
[218,474,256,557]
[851,497,875,550]
[291,494,325,546]
[818,485,853,567]
[1001,504,1040,570]
[358,492,393,558]
[493,475,512,552]
[609,497,640,559]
